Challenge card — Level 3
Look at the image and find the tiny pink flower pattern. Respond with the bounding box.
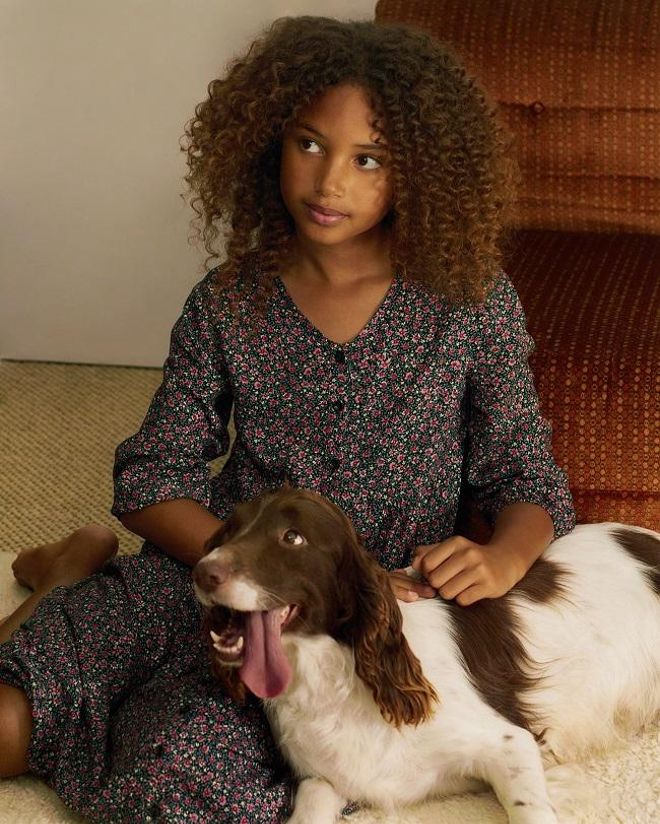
[114,269,574,559]
[0,270,574,822]
[0,546,292,822]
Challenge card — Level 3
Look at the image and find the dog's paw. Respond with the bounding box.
[545,764,600,823]
[286,776,345,824]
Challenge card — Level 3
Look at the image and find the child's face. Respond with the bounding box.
[280,83,393,253]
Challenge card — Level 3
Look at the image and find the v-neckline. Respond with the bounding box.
[274,276,399,348]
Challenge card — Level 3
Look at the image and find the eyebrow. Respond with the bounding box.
[295,121,388,151]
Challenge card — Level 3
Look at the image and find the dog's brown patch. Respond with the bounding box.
[448,557,569,732]
[612,528,660,595]
[513,557,570,604]
[448,597,536,731]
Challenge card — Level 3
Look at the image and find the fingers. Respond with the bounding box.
[438,570,496,607]
[388,570,436,603]
[433,568,479,601]
[403,534,520,605]
[411,537,502,604]
[454,584,489,607]
[412,536,475,585]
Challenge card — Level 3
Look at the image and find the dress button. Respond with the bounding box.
[332,399,345,413]
[334,349,346,364]
[147,801,163,820]
[328,457,341,471]
[530,100,545,115]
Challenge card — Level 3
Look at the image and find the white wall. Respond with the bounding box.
[0,0,376,367]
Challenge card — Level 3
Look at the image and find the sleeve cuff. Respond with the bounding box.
[473,478,576,538]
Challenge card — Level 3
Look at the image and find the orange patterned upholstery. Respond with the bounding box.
[509,231,659,527]
[376,0,660,528]
[376,0,660,234]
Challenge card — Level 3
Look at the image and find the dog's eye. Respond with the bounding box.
[282,529,305,546]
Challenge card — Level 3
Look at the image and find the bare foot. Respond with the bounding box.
[12,525,119,592]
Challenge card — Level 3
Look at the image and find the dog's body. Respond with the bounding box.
[192,489,660,824]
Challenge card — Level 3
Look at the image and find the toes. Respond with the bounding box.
[11,557,34,590]
[9,526,119,592]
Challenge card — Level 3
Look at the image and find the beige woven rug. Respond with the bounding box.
[0,361,658,823]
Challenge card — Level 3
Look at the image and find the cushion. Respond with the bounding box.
[508,230,660,529]
[375,0,660,234]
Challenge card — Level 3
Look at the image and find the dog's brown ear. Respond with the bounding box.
[209,654,247,704]
[337,538,438,727]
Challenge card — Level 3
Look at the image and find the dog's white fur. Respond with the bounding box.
[263,523,660,824]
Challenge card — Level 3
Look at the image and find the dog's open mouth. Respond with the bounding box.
[206,604,299,699]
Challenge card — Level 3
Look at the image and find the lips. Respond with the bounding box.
[307,203,347,217]
[305,202,349,225]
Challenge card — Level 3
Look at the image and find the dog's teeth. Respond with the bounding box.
[212,635,245,656]
[225,636,244,655]
[210,630,221,643]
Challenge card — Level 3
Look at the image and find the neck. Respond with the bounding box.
[275,633,359,709]
[289,227,392,288]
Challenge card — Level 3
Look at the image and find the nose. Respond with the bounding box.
[315,157,345,198]
[192,555,233,594]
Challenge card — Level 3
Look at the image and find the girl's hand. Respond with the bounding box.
[387,569,437,603]
[411,536,522,607]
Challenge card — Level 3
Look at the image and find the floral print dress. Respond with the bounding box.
[0,270,574,823]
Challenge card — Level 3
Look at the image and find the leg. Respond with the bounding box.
[475,725,557,824]
[79,666,294,824]
[0,524,118,642]
[0,683,32,776]
[0,538,202,807]
[287,777,346,824]
[0,524,118,778]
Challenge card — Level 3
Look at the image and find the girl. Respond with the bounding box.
[0,16,574,824]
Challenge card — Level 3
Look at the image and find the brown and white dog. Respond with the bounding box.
[192,487,660,824]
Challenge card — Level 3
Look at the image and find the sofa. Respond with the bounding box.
[375,0,660,531]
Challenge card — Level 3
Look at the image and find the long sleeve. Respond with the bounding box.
[464,274,575,537]
[112,275,232,517]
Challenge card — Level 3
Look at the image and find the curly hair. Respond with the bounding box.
[182,16,517,310]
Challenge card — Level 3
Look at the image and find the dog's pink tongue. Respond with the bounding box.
[239,609,292,698]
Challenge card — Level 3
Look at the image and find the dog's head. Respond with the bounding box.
[193,487,437,726]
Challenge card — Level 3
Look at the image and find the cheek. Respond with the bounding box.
[251,550,313,593]
[367,175,393,218]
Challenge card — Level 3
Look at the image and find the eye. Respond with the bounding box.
[282,529,305,546]
[356,154,382,170]
[299,137,322,154]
